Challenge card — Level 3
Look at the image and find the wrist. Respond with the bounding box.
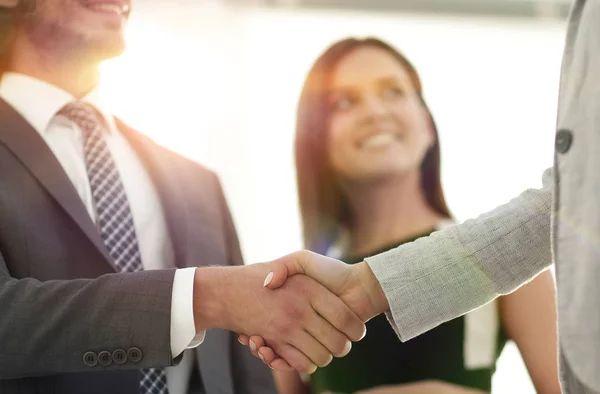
[193,267,227,332]
[355,261,389,319]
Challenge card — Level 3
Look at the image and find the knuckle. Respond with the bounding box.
[277,322,295,339]
[282,301,306,322]
[272,319,294,339]
[287,275,313,296]
[335,307,353,328]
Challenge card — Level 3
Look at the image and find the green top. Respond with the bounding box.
[310,229,508,394]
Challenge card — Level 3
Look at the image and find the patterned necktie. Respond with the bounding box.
[59,101,169,394]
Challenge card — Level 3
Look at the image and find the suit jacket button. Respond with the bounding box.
[112,349,127,365]
[128,347,143,363]
[83,351,98,367]
[98,351,113,366]
[556,129,573,154]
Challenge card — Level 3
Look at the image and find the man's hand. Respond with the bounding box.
[237,250,389,371]
[192,261,366,374]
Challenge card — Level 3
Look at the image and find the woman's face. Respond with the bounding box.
[327,46,434,183]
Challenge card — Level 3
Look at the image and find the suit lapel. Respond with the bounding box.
[0,99,224,275]
[0,99,114,267]
[116,120,190,268]
[117,119,223,269]
[118,121,234,393]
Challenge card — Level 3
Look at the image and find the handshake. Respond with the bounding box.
[192,251,389,374]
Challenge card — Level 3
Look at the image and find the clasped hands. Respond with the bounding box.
[192,251,388,374]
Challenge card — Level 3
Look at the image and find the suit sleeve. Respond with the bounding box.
[366,168,554,342]
[0,250,179,378]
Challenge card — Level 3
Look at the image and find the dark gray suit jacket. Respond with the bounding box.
[0,99,276,394]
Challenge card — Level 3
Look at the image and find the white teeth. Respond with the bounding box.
[361,133,397,149]
[89,3,127,14]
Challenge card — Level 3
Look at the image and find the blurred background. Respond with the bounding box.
[99,0,568,392]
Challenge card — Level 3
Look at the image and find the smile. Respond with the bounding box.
[85,2,130,16]
[359,132,402,149]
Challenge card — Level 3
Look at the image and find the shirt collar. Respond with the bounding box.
[0,72,118,135]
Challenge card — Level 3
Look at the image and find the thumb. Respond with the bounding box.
[263,253,303,289]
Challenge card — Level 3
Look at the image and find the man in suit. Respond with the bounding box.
[0,0,366,393]
[244,1,600,393]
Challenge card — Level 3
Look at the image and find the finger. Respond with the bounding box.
[256,343,295,371]
[238,334,261,359]
[249,335,266,348]
[248,335,266,358]
[238,334,250,346]
[287,328,333,368]
[255,341,294,370]
[269,357,294,371]
[263,258,293,289]
[270,342,318,374]
[247,336,266,358]
[257,346,278,364]
[304,312,353,358]
[311,289,366,343]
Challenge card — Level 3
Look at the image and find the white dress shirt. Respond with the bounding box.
[0,73,204,394]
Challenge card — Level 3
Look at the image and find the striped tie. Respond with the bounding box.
[59,101,170,394]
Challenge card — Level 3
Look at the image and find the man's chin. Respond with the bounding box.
[87,36,126,63]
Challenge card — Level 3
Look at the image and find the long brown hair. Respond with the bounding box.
[295,37,451,253]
